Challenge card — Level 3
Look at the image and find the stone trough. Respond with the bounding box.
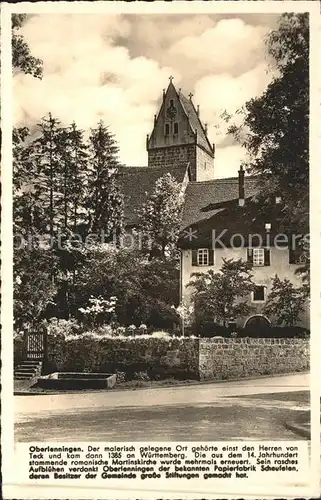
[37,372,116,390]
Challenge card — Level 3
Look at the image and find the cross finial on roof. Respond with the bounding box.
[169,75,174,83]
[188,92,193,100]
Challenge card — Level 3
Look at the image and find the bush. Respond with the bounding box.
[46,318,84,338]
[196,321,235,338]
[14,333,24,366]
[238,325,310,338]
[43,334,199,380]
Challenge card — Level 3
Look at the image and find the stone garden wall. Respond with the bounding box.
[199,338,310,381]
[44,335,200,380]
[15,334,309,381]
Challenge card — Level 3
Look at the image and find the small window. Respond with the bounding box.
[192,249,214,266]
[248,248,270,267]
[197,248,209,266]
[252,286,265,302]
[165,123,170,136]
[174,122,179,134]
[253,248,264,266]
[170,99,174,107]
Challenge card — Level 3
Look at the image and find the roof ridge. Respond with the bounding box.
[188,175,259,185]
[177,92,214,156]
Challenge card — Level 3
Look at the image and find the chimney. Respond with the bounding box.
[154,114,157,125]
[146,134,149,150]
[238,165,245,207]
[163,89,165,101]
[197,105,200,117]
[204,123,208,134]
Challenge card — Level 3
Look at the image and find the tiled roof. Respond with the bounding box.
[119,165,188,226]
[181,176,260,229]
[178,92,213,155]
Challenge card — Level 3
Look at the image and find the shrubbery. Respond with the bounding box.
[41,333,199,381]
[196,321,309,339]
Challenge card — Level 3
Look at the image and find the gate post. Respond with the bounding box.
[22,329,28,360]
[43,327,48,362]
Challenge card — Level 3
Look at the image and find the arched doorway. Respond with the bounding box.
[244,315,270,335]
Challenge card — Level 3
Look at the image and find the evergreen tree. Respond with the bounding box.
[58,122,89,231]
[86,121,123,238]
[28,113,66,235]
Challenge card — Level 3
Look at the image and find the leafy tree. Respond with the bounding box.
[263,275,307,327]
[188,258,256,327]
[228,13,308,229]
[74,245,179,328]
[14,246,57,330]
[227,13,309,290]
[86,121,123,238]
[12,14,43,78]
[138,172,184,258]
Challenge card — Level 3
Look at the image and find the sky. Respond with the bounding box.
[14,13,280,178]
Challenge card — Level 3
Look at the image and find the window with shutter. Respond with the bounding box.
[264,248,271,266]
[253,248,265,266]
[209,249,214,266]
[192,250,198,266]
[197,248,209,266]
[247,248,253,264]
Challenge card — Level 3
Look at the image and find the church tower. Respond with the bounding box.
[146,78,215,181]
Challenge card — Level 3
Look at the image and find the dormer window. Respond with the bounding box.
[165,123,170,136]
[174,122,179,135]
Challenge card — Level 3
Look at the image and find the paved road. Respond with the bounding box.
[15,373,310,442]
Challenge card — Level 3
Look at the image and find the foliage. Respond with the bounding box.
[14,246,58,330]
[42,334,199,380]
[138,173,184,258]
[78,295,117,328]
[74,246,179,328]
[13,115,126,325]
[228,14,309,228]
[263,275,307,327]
[188,258,256,327]
[12,14,43,78]
[86,121,123,237]
[227,13,309,288]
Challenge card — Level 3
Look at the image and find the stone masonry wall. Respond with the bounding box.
[44,335,200,381]
[148,145,197,180]
[14,335,309,381]
[199,338,310,381]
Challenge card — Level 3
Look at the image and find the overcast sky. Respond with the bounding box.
[14,13,280,178]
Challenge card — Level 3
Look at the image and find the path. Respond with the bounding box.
[15,373,310,442]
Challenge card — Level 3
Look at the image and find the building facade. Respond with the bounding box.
[120,80,309,330]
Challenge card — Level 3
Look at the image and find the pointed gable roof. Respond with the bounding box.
[178,91,214,156]
[148,80,215,157]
